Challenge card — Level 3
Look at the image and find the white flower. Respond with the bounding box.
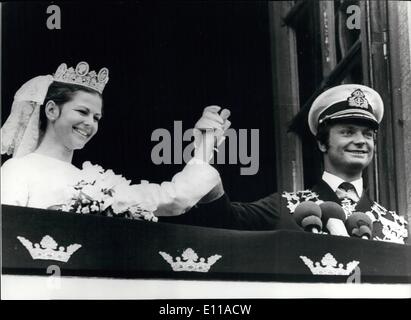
[66,162,157,222]
[82,161,104,172]
[141,211,158,222]
[81,207,90,214]
[81,184,105,203]
[101,196,114,211]
[64,184,80,202]
[90,203,100,212]
[81,161,105,183]
[61,204,73,212]
[111,183,135,214]
[97,169,131,190]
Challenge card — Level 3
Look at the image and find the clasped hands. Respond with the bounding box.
[193,105,231,163]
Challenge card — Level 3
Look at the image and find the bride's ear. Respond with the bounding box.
[44,100,61,121]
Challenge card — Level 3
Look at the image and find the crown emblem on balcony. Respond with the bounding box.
[17,235,82,263]
[300,253,359,276]
[159,248,222,272]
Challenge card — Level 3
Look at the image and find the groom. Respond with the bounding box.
[161,84,408,244]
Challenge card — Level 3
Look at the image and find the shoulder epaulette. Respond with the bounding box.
[281,190,323,213]
[366,202,408,244]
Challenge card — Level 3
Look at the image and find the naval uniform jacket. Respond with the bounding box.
[160,180,408,244]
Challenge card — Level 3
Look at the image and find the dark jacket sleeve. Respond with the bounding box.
[159,192,302,232]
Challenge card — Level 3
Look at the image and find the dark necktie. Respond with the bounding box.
[335,182,360,203]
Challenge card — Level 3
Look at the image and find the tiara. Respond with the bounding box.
[53,61,109,94]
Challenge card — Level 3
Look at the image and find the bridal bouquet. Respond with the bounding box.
[62,162,158,222]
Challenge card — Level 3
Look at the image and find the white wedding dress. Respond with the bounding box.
[1,152,221,216]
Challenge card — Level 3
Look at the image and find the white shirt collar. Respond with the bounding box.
[322,171,363,197]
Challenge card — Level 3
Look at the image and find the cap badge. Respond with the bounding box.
[347,89,369,109]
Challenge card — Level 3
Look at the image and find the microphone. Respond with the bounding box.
[293,201,323,233]
[319,202,349,237]
[345,212,373,239]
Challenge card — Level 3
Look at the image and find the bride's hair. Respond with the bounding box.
[39,82,103,132]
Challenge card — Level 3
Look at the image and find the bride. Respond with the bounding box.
[1,61,230,219]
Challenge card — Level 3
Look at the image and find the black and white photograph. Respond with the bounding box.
[1,1,411,304]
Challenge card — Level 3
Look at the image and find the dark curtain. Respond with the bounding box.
[2,1,277,202]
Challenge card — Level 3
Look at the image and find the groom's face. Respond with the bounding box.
[319,122,375,175]
[53,91,102,150]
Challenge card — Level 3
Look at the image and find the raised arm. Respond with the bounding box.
[146,106,231,217]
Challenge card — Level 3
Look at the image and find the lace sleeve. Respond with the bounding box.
[1,159,29,207]
[73,160,221,219]
[144,160,221,217]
